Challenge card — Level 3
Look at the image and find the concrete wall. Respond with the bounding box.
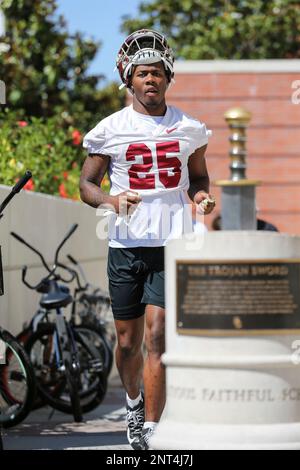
[0,186,109,335]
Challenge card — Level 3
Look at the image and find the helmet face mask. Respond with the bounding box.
[116,29,174,89]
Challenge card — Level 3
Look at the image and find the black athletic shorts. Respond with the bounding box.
[107,246,165,320]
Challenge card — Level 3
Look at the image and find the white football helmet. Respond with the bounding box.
[116,29,174,89]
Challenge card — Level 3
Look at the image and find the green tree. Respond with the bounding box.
[121,0,300,59]
[0,0,124,130]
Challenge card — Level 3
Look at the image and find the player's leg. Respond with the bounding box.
[107,246,147,448]
[107,246,146,394]
[135,304,165,450]
[114,316,145,399]
[143,304,166,422]
[137,247,165,449]
[114,316,146,449]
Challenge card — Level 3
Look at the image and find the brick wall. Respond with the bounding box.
[127,60,300,234]
[167,61,300,234]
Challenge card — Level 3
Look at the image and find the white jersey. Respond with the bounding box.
[83,104,210,248]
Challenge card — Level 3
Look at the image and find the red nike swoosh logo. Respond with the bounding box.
[166,127,177,134]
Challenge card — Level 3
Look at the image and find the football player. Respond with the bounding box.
[80,29,215,450]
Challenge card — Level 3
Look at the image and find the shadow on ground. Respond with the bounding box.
[2,385,131,450]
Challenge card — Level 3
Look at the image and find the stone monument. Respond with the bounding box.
[151,110,300,450]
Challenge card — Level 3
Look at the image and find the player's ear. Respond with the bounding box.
[129,85,134,95]
[130,80,135,94]
[127,75,134,94]
[126,84,134,95]
[166,74,175,90]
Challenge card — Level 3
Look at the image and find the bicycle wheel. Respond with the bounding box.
[0,329,36,428]
[74,324,114,377]
[25,323,107,414]
[78,298,116,355]
[16,326,46,410]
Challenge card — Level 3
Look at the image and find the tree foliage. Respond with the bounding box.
[0,111,81,197]
[0,0,124,130]
[121,0,300,59]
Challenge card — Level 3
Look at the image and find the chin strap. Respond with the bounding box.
[167,77,176,90]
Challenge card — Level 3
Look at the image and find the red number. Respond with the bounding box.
[126,141,181,190]
[156,141,181,188]
[126,143,155,190]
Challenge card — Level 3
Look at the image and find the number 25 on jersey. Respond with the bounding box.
[126,141,181,190]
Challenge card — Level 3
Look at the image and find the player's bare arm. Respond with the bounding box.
[80,154,141,213]
[188,144,216,215]
[80,154,112,208]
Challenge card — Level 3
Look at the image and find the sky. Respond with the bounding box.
[56,0,142,84]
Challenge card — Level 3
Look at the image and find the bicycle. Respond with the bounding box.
[66,254,115,375]
[0,172,36,450]
[11,225,108,420]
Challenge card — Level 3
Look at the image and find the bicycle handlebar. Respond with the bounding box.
[67,254,78,266]
[22,264,56,291]
[67,253,89,288]
[12,171,32,194]
[54,224,78,265]
[21,261,77,290]
[0,171,32,217]
[12,224,79,292]
[56,261,86,288]
[11,231,51,273]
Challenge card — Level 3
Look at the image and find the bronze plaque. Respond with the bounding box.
[176,260,300,336]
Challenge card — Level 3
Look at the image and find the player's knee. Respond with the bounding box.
[146,325,165,357]
[117,337,142,358]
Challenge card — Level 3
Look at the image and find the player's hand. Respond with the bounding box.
[193,191,216,215]
[112,190,142,215]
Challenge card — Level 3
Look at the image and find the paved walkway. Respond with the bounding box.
[2,385,131,450]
